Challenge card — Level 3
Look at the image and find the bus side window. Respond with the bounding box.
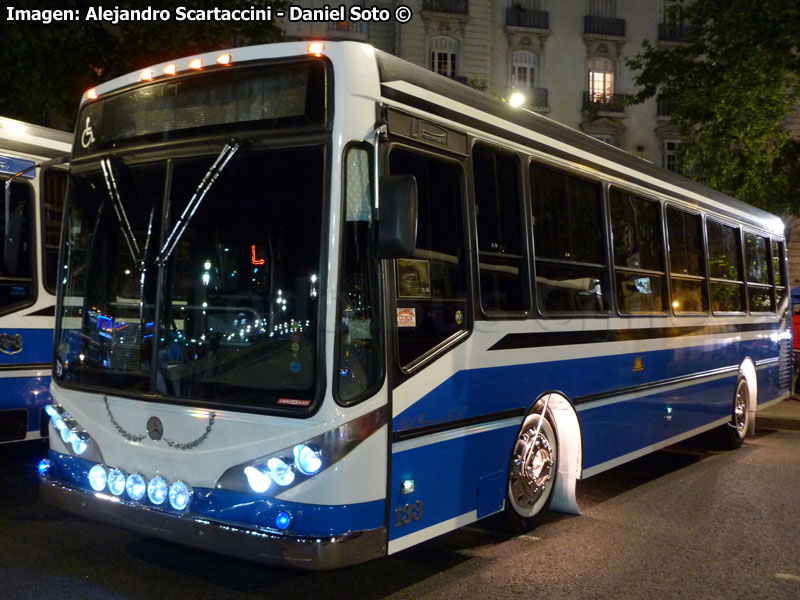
[42,169,68,294]
[610,188,667,314]
[389,148,469,369]
[772,239,787,307]
[472,144,527,314]
[531,162,608,314]
[0,177,34,311]
[706,220,745,313]
[666,206,707,314]
[744,232,774,313]
[335,146,383,404]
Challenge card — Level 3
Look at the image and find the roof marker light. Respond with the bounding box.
[163,64,178,76]
[216,54,232,66]
[86,89,98,100]
[140,69,154,82]
[188,58,203,70]
[307,42,325,56]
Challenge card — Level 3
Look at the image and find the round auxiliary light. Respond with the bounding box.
[293,444,322,476]
[107,469,126,496]
[38,459,51,477]
[168,481,192,511]
[267,457,295,487]
[147,476,168,505]
[71,434,88,456]
[126,473,146,501]
[44,405,59,420]
[275,510,292,531]
[52,416,67,431]
[88,465,107,492]
[244,465,271,494]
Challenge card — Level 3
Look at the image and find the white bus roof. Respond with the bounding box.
[0,116,72,159]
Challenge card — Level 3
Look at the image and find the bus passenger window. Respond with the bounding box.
[390,149,468,369]
[610,189,667,314]
[335,147,382,404]
[472,145,527,314]
[706,220,745,313]
[772,239,787,307]
[666,207,707,313]
[744,232,774,313]
[0,177,34,311]
[530,163,608,314]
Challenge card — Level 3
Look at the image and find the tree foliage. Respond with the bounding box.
[627,0,800,213]
[0,0,285,130]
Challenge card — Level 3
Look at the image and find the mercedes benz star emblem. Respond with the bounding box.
[147,416,164,441]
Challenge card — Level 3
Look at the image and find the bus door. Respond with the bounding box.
[383,143,477,550]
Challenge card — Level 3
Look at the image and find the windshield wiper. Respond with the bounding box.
[155,140,240,266]
[100,157,143,269]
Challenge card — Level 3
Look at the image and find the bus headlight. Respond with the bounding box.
[215,407,386,497]
[293,444,322,475]
[45,403,104,463]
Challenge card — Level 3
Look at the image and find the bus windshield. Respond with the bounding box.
[54,145,324,409]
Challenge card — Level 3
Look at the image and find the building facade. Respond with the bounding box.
[282,0,686,170]
[282,0,800,288]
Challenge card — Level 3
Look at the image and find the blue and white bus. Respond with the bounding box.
[40,41,791,568]
[0,117,70,443]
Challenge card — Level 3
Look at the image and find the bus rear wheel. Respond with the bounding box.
[502,410,558,532]
[717,376,749,449]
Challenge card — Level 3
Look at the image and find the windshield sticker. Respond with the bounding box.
[397,308,416,328]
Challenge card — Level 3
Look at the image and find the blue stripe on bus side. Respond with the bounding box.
[393,337,783,434]
[48,452,384,537]
[0,374,51,433]
[389,422,518,541]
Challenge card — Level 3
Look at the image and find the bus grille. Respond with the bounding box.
[778,338,792,391]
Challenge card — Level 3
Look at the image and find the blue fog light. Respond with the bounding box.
[88,465,107,492]
[168,481,192,511]
[244,465,271,493]
[107,469,126,496]
[275,510,292,530]
[293,444,322,475]
[38,459,51,477]
[267,457,295,486]
[147,476,168,505]
[126,473,146,501]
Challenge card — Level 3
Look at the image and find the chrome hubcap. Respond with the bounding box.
[733,381,748,435]
[510,425,554,510]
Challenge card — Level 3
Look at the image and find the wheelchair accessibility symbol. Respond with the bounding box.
[81,117,95,149]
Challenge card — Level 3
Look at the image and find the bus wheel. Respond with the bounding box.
[718,376,749,449]
[503,411,558,532]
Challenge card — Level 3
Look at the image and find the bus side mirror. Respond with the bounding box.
[377,175,418,258]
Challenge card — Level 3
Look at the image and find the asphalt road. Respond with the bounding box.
[2,427,799,600]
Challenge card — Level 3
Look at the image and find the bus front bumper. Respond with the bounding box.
[40,479,386,569]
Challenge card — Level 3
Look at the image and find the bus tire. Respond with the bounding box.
[717,376,750,449]
[498,410,558,533]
